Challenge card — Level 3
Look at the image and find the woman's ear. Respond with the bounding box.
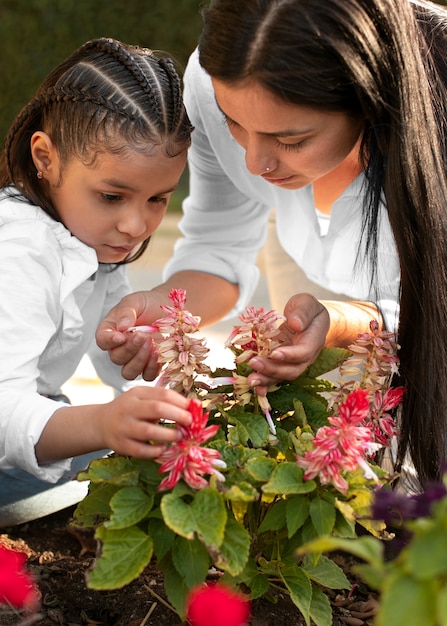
[30,131,60,183]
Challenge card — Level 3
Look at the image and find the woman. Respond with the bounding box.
[97,0,447,489]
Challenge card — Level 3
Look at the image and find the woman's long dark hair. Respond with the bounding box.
[0,38,193,264]
[199,0,447,485]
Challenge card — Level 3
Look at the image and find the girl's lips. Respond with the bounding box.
[107,245,135,254]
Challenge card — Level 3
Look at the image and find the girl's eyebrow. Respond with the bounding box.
[214,96,315,137]
[101,178,178,194]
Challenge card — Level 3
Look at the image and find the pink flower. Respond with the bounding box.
[186,583,250,626]
[151,289,211,394]
[157,399,225,492]
[296,389,375,494]
[0,544,40,609]
[225,306,284,361]
[225,307,284,434]
[368,387,405,445]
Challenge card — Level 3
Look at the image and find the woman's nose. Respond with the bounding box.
[244,138,276,176]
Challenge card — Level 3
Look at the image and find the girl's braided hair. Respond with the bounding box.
[0,37,193,262]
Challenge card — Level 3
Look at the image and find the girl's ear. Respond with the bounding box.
[30,131,60,183]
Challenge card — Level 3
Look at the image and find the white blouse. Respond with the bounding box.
[0,190,131,482]
[164,49,400,331]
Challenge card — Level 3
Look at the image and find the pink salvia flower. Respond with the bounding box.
[296,389,376,494]
[151,289,211,395]
[225,306,284,434]
[157,399,225,492]
[225,306,285,360]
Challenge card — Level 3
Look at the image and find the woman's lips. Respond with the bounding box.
[262,174,294,185]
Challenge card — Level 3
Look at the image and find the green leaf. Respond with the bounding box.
[161,488,227,548]
[163,558,190,620]
[353,563,386,592]
[215,515,251,576]
[332,509,357,538]
[286,496,310,537]
[406,526,447,580]
[309,498,336,536]
[147,518,175,561]
[306,347,351,378]
[376,574,438,626]
[302,555,350,590]
[297,535,385,569]
[105,486,154,529]
[310,584,333,626]
[171,536,210,588]
[301,518,319,544]
[223,481,259,502]
[77,456,140,486]
[228,557,270,599]
[281,564,312,626]
[262,462,317,495]
[258,499,287,533]
[436,586,447,626]
[72,483,119,528]
[135,459,165,486]
[227,412,270,448]
[245,456,277,482]
[88,526,153,589]
[269,382,330,428]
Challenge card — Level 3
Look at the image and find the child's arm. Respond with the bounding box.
[34,386,192,464]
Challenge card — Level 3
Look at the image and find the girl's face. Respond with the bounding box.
[46,146,186,263]
[212,78,364,189]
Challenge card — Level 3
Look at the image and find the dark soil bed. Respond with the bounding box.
[0,506,378,625]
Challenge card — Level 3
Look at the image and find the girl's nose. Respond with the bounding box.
[117,208,149,238]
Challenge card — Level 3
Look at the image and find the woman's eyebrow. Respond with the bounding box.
[214,96,314,137]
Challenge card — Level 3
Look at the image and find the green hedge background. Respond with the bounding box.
[0,0,204,208]
[1,0,446,209]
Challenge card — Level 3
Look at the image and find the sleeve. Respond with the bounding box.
[0,223,73,481]
[87,265,133,392]
[163,49,271,317]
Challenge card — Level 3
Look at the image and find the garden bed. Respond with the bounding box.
[1,505,377,626]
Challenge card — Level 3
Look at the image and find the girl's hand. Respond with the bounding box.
[246,293,329,394]
[100,386,192,458]
[96,291,162,381]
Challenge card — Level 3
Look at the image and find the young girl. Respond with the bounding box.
[0,37,193,517]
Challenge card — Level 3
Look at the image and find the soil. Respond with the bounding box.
[0,506,379,626]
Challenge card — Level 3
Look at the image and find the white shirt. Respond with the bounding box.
[0,190,131,482]
[164,49,400,330]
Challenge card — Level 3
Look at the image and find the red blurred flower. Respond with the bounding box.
[0,544,40,609]
[157,398,225,491]
[187,583,250,626]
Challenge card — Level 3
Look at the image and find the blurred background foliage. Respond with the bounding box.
[0,0,205,207]
[1,0,446,209]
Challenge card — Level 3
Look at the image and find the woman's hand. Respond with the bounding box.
[246,293,330,394]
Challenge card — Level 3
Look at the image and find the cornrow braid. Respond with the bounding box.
[85,38,164,130]
[0,37,193,223]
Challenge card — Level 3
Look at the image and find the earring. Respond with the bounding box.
[265,167,270,172]
[37,170,43,179]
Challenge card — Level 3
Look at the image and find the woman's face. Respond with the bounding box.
[212,78,364,189]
